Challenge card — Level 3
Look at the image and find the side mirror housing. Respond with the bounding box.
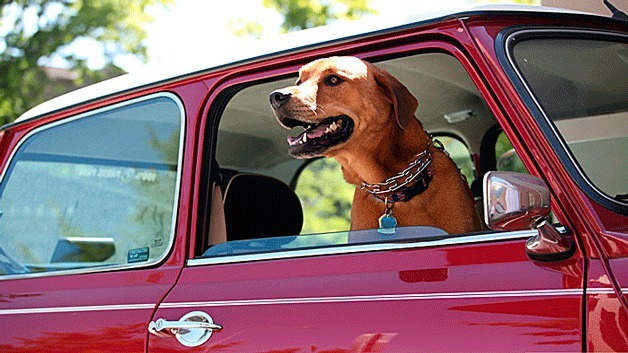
[483,171,575,262]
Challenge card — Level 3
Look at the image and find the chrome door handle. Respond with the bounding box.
[149,318,223,333]
[149,311,222,347]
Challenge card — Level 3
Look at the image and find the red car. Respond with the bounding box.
[1,4,626,352]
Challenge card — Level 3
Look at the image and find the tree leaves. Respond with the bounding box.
[0,0,170,124]
[263,0,374,32]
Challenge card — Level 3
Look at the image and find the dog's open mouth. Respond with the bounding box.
[282,115,354,157]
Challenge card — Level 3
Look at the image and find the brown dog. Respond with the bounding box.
[270,56,481,234]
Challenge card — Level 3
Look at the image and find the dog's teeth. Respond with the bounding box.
[330,122,337,131]
[302,134,307,143]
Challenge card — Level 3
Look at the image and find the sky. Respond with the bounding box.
[1,0,539,73]
[110,0,529,72]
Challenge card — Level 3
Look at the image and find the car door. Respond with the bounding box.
[146,43,585,352]
[149,231,584,352]
[0,93,186,352]
[495,27,628,351]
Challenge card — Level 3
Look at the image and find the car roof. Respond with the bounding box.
[14,4,595,124]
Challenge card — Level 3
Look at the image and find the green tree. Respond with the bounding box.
[295,158,355,233]
[264,0,374,32]
[228,0,374,39]
[0,0,171,124]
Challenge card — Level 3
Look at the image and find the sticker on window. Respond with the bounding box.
[128,247,150,263]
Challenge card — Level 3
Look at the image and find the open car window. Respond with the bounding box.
[205,51,500,259]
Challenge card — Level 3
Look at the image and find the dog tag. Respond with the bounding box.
[378,213,397,234]
[378,197,397,234]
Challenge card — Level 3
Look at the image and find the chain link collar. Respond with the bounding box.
[360,140,441,203]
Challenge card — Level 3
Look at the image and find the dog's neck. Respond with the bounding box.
[334,118,433,187]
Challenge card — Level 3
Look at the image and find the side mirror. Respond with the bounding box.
[483,171,575,261]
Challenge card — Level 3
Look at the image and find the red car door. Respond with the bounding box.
[146,19,588,351]
[0,93,188,352]
[148,229,584,352]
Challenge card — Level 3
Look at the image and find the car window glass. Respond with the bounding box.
[0,95,183,276]
[202,226,448,258]
[511,37,627,203]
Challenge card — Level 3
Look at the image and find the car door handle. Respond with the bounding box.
[149,311,222,347]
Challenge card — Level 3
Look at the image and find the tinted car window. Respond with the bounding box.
[0,94,184,275]
[511,37,627,203]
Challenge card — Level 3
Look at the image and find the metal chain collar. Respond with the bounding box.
[360,141,436,200]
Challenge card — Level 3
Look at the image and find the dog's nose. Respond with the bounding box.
[270,91,291,109]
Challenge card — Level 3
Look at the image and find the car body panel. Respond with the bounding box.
[149,233,584,352]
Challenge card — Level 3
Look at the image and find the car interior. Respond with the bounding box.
[201,51,514,257]
[202,37,628,257]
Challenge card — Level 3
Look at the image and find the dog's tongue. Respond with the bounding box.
[306,123,328,138]
[287,122,330,146]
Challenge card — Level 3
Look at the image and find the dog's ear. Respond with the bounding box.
[373,67,417,130]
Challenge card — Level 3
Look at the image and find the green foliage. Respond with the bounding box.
[295,158,354,233]
[263,0,375,32]
[227,19,264,40]
[437,136,476,186]
[0,0,171,124]
[495,132,528,174]
[228,0,374,42]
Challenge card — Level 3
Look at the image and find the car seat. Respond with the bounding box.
[206,172,303,249]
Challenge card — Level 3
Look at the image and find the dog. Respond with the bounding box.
[270,56,482,234]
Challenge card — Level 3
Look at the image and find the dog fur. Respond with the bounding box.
[270,56,482,234]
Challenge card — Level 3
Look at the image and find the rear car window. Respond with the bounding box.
[0,94,184,276]
[510,36,628,205]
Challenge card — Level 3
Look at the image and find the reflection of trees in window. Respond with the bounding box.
[0,98,183,272]
[123,125,180,258]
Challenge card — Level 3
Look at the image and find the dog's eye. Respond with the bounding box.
[324,75,343,86]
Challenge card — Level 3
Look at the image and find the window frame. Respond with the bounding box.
[198,39,517,264]
[0,92,186,280]
[497,27,628,215]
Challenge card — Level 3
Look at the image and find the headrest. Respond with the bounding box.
[222,173,303,241]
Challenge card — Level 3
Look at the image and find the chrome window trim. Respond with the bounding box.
[7,287,628,316]
[187,230,534,266]
[503,28,628,209]
[0,92,186,280]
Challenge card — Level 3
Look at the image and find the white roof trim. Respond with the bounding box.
[14,5,597,123]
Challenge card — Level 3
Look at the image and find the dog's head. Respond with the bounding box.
[269,56,417,159]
